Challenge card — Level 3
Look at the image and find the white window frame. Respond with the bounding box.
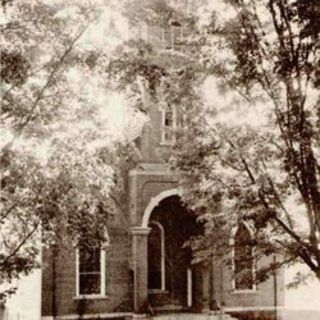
[148,221,166,292]
[75,245,107,298]
[230,221,257,293]
[160,104,177,145]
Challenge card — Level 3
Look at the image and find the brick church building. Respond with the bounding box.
[41,9,284,320]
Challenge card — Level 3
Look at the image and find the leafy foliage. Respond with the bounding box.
[109,0,320,286]
[175,0,320,284]
[0,0,135,296]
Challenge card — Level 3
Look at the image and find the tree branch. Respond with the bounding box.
[0,222,40,269]
[5,16,99,149]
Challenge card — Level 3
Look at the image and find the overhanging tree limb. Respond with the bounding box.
[5,14,101,149]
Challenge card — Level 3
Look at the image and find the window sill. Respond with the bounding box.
[148,289,169,294]
[231,289,258,294]
[159,141,175,146]
[74,294,109,300]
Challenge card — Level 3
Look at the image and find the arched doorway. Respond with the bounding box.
[147,195,202,311]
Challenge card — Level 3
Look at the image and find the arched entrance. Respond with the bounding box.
[147,195,202,311]
[131,189,211,315]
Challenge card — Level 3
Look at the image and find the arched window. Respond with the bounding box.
[148,221,165,291]
[232,222,255,291]
[161,104,176,145]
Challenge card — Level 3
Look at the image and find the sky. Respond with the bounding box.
[284,264,320,311]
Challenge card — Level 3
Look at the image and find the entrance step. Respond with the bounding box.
[150,313,238,320]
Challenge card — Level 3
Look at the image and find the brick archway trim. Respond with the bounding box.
[141,188,183,228]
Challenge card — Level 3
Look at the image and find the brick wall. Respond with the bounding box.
[41,219,133,317]
[42,49,284,318]
[221,254,284,309]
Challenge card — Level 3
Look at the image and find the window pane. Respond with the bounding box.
[234,224,254,290]
[148,224,162,289]
[235,246,254,290]
[79,273,101,295]
[79,247,100,273]
[162,106,175,143]
[165,109,173,127]
[173,26,183,50]
[164,128,174,142]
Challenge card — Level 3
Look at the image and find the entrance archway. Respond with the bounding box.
[142,188,182,228]
[146,195,202,311]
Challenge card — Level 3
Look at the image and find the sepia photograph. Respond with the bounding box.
[0,0,319,319]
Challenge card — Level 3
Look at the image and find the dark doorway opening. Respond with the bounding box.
[147,195,201,311]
